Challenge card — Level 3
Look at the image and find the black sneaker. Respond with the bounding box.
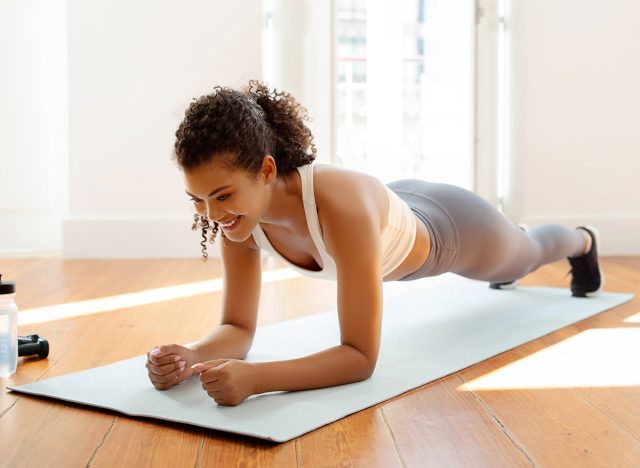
[489,223,529,290]
[567,226,604,298]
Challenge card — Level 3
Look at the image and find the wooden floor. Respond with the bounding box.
[0,256,639,467]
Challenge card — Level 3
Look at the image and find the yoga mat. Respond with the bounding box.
[8,279,633,442]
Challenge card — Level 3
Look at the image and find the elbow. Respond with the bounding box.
[344,344,378,381]
[354,363,376,382]
[356,352,378,381]
[364,359,377,379]
[358,368,374,382]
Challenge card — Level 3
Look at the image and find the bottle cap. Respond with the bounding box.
[0,274,16,294]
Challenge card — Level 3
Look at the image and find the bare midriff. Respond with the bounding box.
[382,215,431,282]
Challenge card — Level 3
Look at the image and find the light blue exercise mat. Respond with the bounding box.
[8,280,633,442]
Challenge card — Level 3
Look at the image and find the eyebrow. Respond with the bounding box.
[185,185,231,198]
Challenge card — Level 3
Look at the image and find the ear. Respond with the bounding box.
[259,155,278,184]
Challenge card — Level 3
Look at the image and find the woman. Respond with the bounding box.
[145,81,603,406]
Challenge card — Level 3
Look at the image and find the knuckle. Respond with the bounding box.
[157,374,172,384]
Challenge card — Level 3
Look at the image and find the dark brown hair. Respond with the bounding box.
[174,80,317,259]
[173,80,316,174]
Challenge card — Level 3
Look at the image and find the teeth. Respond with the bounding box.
[219,216,239,227]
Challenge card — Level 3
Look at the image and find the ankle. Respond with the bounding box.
[577,228,592,256]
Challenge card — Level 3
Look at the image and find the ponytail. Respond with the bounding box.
[174,80,316,174]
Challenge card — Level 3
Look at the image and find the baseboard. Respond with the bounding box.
[61,214,640,259]
[0,249,62,258]
[520,214,640,255]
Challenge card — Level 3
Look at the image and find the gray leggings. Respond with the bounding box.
[387,180,585,283]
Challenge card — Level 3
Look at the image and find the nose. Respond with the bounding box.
[206,204,223,223]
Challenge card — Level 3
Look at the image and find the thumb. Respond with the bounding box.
[191,359,229,373]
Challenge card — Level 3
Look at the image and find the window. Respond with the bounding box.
[335,0,474,188]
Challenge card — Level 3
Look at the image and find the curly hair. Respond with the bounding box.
[174,80,317,260]
[173,80,317,174]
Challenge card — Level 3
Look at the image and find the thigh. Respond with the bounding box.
[388,180,539,281]
[429,184,540,280]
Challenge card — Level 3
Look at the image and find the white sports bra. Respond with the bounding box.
[251,164,416,280]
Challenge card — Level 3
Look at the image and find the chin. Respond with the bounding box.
[222,226,251,243]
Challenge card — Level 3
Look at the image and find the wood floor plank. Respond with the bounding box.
[198,433,297,467]
[1,256,638,466]
[459,347,640,466]
[456,257,640,466]
[509,285,640,441]
[88,418,202,468]
[381,374,532,467]
[296,406,403,468]
[0,396,115,467]
[530,325,640,442]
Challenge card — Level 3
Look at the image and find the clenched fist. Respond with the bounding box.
[146,344,198,390]
[191,359,258,406]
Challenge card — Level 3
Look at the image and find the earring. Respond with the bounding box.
[191,213,200,231]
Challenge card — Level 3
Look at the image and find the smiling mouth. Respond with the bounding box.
[219,216,241,230]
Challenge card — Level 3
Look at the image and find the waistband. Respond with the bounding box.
[386,190,460,281]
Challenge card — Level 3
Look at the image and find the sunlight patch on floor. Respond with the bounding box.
[623,311,640,323]
[18,268,300,326]
[460,328,640,390]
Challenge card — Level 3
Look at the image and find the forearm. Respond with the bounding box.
[189,323,254,363]
[253,345,375,394]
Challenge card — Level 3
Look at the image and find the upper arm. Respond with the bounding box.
[322,192,383,374]
[219,235,262,335]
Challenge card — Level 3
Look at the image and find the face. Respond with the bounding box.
[183,155,277,242]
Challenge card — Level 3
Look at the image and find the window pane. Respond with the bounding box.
[335,0,473,188]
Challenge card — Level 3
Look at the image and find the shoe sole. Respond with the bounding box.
[489,280,520,290]
[573,225,605,298]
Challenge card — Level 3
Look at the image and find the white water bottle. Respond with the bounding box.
[0,274,18,378]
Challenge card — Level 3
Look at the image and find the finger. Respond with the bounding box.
[148,353,182,367]
[148,345,181,363]
[147,359,185,377]
[198,370,223,386]
[202,380,222,392]
[208,391,225,403]
[149,364,182,383]
[146,359,181,376]
[149,364,186,388]
[191,359,228,373]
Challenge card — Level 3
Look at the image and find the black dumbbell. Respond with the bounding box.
[18,334,49,359]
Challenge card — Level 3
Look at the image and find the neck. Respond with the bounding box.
[259,170,301,228]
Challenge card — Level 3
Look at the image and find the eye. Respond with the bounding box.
[217,194,230,201]
[190,197,202,204]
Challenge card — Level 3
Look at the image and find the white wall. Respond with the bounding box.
[5,0,640,258]
[263,0,333,166]
[505,0,640,255]
[0,0,68,256]
[63,0,263,258]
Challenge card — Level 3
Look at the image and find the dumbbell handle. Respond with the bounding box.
[18,334,49,359]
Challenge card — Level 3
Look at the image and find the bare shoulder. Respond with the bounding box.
[312,165,388,254]
[313,164,388,220]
